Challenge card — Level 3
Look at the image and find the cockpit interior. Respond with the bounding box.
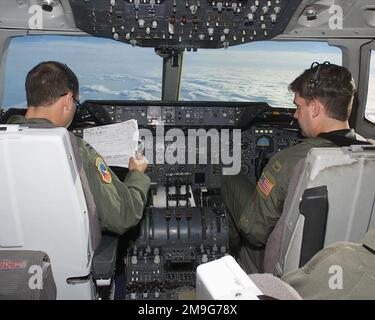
[0,0,375,300]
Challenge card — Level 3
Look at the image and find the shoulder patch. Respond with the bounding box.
[272,160,282,173]
[95,157,112,184]
[257,171,275,198]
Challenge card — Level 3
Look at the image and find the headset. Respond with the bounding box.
[306,61,331,97]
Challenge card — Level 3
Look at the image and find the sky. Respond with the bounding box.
[1,35,374,122]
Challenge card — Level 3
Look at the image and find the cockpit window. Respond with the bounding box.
[180,41,342,108]
[365,51,375,124]
[1,35,162,110]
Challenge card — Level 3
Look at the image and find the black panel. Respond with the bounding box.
[299,186,329,267]
[74,99,295,127]
[92,234,119,280]
[124,207,229,299]
[69,0,303,49]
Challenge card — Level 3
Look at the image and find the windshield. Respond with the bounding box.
[1,35,163,110]
[2,37,342,111]
[180,41,342,108]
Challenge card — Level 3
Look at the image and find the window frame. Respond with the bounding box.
[356,40,375,136]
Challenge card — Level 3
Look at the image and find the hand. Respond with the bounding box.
[128,155,148,173]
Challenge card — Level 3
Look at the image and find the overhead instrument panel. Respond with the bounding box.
[69,0,303,49]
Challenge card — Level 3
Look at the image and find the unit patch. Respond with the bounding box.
[257,172,275,197]
[95,157,112,184]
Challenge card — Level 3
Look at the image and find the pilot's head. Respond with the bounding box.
[25,61,79,128]
[289,63,356,138]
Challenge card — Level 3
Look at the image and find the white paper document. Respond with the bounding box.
[83,120,139,168]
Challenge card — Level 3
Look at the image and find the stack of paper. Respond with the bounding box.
[83,120,139,168]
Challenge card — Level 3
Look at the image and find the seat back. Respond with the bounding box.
[0,250,57,300]
[264,145,375,276]
[0,125,97,299]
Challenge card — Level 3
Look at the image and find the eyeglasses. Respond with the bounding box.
[60,92,82,111]
[72,96,83,110]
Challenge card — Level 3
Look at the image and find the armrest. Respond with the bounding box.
[92,234,118,284]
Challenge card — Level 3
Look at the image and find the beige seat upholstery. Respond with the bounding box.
[264,145,375,276]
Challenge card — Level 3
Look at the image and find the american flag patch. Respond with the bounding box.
[258,173,275,197]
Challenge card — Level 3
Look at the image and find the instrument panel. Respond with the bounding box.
[78,100,294,127]
[69,0,303,49]
[72,100,301,189]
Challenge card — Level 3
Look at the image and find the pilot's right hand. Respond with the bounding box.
[129,155,148,173]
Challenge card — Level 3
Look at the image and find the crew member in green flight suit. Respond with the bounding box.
[7,61,150,235]
[222,62,367,274]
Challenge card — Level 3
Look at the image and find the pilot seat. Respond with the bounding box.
[0,124,118,300]
[264,145,375,276]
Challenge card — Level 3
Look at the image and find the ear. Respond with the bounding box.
[62,91,73,111]
[311,99,321,118]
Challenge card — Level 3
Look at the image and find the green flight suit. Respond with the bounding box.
[221,129,360,274]
[7,116,151,235]
[281,229,375,299]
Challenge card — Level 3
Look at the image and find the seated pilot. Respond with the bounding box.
[221,63,367,274]
[7,61,150,235]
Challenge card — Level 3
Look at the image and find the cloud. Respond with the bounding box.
[180,68,295,108]
[137,84,162,93]
[79,83,160,100]
[81,85,121,96]
[120,90,159,100]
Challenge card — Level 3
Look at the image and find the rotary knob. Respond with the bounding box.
[165,112,173,120]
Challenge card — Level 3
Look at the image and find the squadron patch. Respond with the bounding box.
[95,157,112,184]
[257,172,275,197]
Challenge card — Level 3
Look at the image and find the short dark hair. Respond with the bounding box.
[289,63,356,121]
[25,61,79,107]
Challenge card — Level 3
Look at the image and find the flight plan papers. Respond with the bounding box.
[83,119,139,168]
